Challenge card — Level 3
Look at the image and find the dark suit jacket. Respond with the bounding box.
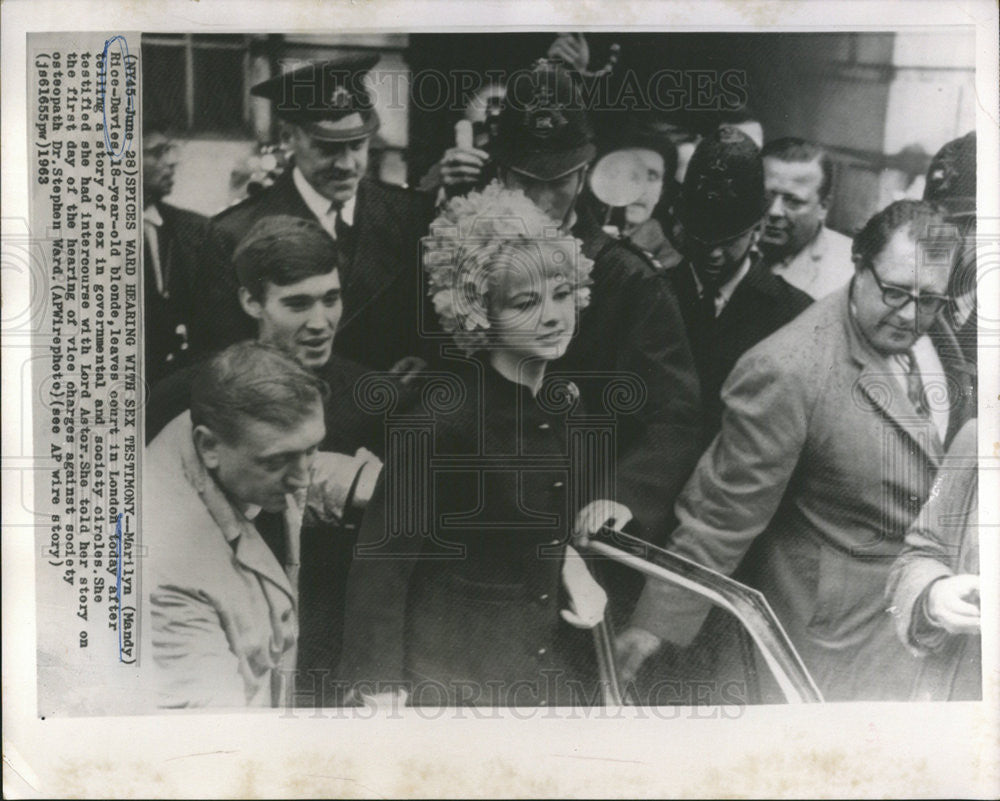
[210,171,438,370]
[669,258,813,440]
[145,202,228,387]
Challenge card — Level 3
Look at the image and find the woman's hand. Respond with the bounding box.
[547,33,590,73]
[560,544,607,629]
[573,499,633,548]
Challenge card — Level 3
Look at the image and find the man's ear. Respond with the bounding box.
[278,120,297,149]
[817,192,831,225]
[192,425,222,470]
[239,286,264,320]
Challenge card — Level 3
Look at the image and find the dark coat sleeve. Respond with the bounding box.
[590,244,703,546]
[144,363,197,444]
[336,471,420,690]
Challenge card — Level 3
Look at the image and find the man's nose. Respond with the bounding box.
[305,302,329,330]
[767,194,785,218]
[330,147,354,170]
[285,454,312,489]
[893,297,919,325]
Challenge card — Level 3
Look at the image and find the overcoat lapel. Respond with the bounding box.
[176,413,298,607]
[335,179,410,334]
[847,304,946,464]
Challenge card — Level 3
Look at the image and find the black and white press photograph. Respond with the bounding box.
[4,1,998,797]
[134,27,984,709]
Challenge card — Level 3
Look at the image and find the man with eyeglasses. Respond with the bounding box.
[612,200,976,702]
[667,126,812,439]
[211,55,437,374]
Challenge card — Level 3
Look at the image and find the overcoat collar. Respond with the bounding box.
[175,412,300,606]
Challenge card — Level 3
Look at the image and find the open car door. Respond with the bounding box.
[584,526,824,705]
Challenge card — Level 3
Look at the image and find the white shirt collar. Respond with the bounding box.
[777,224,826,267]
[144,203,164,227]
[715,254,753,313]
[690,253,753,316]
[292,166,356,233]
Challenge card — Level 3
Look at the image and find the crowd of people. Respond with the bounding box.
[141,35,981,709]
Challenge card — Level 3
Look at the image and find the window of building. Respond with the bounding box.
[141,34,251,136]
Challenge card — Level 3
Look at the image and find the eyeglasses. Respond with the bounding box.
[867,265,950,315]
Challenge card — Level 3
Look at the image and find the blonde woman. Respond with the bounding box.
[339,183,632,707]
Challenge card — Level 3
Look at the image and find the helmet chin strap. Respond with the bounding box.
[558,166,588,233]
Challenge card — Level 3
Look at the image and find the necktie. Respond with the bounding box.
[334,209,355,258]
[902,350,930,419]
[253,510,287,565]
[700,285,719,328]
[144,218,168,298]
[253,501,303,597]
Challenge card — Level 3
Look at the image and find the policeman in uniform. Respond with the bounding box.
[923,130,976,368]
[667,126,812,440]
[211,54,437,372]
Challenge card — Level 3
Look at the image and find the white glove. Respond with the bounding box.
[350,448,382,510]
[560,544,608,629]
[307,450,383,522]
[573,499,633,547]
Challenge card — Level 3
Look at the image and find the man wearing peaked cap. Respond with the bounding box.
[210,53,438,373]
[667,125,812,439]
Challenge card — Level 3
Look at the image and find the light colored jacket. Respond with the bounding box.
[631,286,975,701]
[770,225,854,299]
[145,412,302,708]
[886,418,980,701]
